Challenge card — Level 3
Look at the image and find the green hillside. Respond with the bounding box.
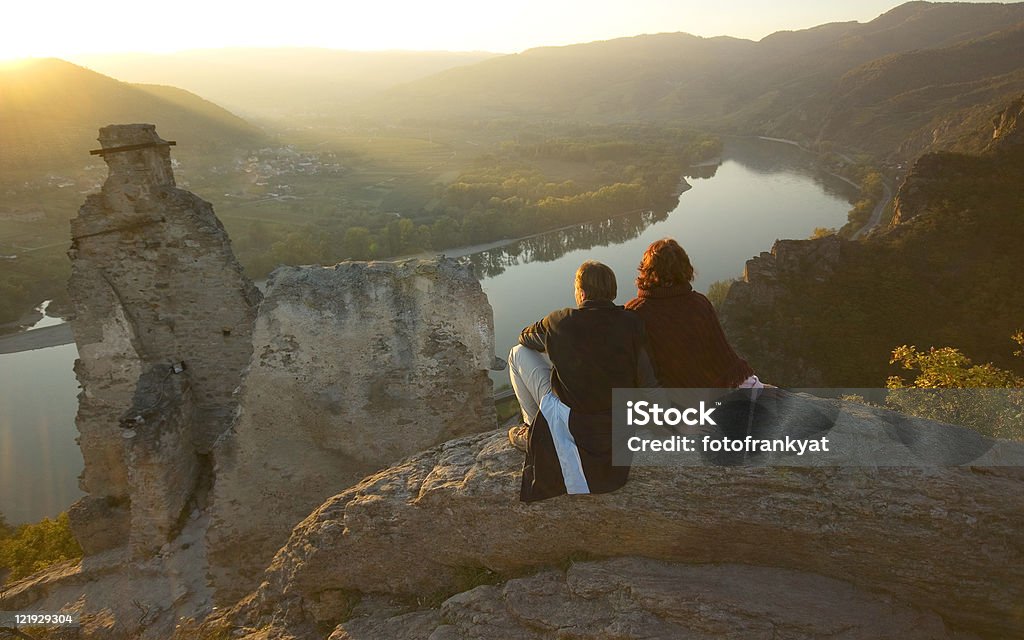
[0,58,264,180]
[0,58,267,325]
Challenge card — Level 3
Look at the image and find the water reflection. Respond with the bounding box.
[28,301,65,330]
[463,209,668,279]
[0,343,83,524]
[723,136,855,201]
[463,137,858,280]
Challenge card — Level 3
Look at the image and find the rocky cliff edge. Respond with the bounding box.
[206,392,1024,640]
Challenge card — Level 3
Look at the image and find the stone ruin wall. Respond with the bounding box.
[65,124,497,594]
[207,259,496,602]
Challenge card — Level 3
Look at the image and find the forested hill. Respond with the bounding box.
[366,1,1024,160]
[720,94,1024,389]
[0,58,264,179]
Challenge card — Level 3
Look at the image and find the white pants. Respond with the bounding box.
[508,344,552,425]
[509,345,590,494]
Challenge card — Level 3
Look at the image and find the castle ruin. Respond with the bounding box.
[66,124,262,557]
[63,124,497,602]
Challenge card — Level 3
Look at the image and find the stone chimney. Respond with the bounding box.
[98,123,176,190]
[66,124,261,557]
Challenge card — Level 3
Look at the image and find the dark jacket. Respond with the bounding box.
[518,299,657,503]
[518,299,658,413]
[625,283,753,388]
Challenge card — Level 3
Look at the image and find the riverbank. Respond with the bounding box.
[0,323,74,354]
[754,135,891,237]
[0,205,654,355]
[0,306,46,336]
[405,207,653,262]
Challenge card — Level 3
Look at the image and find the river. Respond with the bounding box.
[0,137,856,524]
[471,136,857,380]
[0,308,84,524]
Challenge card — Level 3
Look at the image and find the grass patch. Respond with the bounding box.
[495,395,522,424]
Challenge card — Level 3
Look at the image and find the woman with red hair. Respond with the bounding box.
[625,238,762,389]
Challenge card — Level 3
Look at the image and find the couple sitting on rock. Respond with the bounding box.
[509,238,763,502]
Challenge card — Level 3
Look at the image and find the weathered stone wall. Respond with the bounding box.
[122,366,199,558]
[68,278,143,505]
[207,258,497,603]
[67,124,261,555]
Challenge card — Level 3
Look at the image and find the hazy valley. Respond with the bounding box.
[2,2,1024,638]
[3,1,1024,392]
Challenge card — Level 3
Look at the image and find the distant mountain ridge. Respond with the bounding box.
[72,48,499,121]
[38,2,1024,163]
[817,22,1024,157]
[0,58,264,177]
[365,1,1024,160]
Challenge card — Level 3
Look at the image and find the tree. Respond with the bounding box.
[342,227,373,260]
[886,333,1024,439]
[706,279,735,311]
[271,230,321,266]
[0,511,11,538]
[0,512,82,584]
[430,217,462,250]
[247,221,273,248]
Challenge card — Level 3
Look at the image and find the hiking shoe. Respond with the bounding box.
[508,423,530,452]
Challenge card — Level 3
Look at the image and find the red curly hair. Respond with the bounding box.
[636,238,694,290]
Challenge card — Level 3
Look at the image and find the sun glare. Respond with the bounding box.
[4,0,996,60]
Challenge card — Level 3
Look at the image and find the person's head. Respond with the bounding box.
[636,238,695,291]
[574,260,617,306]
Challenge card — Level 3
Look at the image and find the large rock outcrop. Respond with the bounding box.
[225,392,1024,639]
[67,124,261,557]
[893,93,1024,224]
[888,151,984,225]
[12,119,503,633]
[208,259,497,603]
[986,93,1024,152]
[331,558,967,640]
[55,125,503,624]
[719,235,843,385]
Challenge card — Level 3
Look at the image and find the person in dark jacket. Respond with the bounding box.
[625,238,762,389]
[508,260,658,502]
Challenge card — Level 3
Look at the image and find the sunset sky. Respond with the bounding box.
[1,0,1005,60]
